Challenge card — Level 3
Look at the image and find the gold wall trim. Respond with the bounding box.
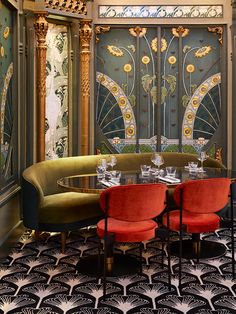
[95,25,110,43]
[34,12,48,162]
[208,26,224,45]
[79,19,92,155]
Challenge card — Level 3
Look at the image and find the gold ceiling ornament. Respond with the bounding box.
[129,27,147,37]
[34,12,49,162]
[208,26,223,45]
[195,46,212,58]
[151,37,167,53]
[172,26,189,38]
[95,25,110,43]
[44,0,87,15]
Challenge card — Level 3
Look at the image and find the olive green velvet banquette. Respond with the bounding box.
[22,152,224,252]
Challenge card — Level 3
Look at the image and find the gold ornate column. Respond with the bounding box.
[34,12,48,162]
[79,19,92,156]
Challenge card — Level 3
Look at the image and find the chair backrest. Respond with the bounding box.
[100,183,167,222]
[173,178,231,213]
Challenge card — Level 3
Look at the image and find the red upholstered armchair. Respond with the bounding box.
[97,183,170,296]
[162,178,234,288]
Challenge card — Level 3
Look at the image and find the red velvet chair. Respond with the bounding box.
[97,183,170,296]
[162,178,234,288]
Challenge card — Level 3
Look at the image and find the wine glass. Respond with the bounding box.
[198,151,207,172]
[108,155,117,171]
[151,153,164,172]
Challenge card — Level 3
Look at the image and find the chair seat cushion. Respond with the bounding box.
[97,218,157,242]
[163,210,220,233]
[40,192,101,224]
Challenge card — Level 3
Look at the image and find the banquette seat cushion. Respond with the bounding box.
[22,152,224,233]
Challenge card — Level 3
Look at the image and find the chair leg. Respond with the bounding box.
[34,230,41,241]
[139,243,143,274]
[61,232,67,254]
[230,185,235,278]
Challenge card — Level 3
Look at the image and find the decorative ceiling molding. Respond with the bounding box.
[98,5,223,19]
[45,0,87,15]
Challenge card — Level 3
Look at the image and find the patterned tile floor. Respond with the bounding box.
[0,227,236,313]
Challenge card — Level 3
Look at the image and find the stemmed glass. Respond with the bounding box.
[198,151,207,172]
[151,153,164,173]
[107,155,117,171]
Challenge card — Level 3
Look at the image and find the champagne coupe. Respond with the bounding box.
[108,155,117,171]
[198,151,207,172]
[151,153,164,172]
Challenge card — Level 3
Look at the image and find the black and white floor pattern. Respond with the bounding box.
[0,227,236,313]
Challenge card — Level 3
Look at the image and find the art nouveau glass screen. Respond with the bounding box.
[0,2,14,185]
[45,23,68,159]
[95,26,224,157]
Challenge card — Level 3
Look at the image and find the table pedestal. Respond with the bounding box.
[170,239,226,259]
[76,253,140,276]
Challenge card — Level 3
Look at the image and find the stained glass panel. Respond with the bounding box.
[0,2,13,180]
[95,26,224,157]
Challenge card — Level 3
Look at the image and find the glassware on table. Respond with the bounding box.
[188,161,198,173]
[166,166,176,177]
[151,153,164,174]
[96,158,108,180]
[107,155,117,171]
[110,170,121,183]
[140,164,151,177]
[198,151,207,172]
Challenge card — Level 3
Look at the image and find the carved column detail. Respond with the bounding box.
[34,12,48,162]
[79,19,92,155]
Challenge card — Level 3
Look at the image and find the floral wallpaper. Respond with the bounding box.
[45,23,68,159]
[0,1,13,179]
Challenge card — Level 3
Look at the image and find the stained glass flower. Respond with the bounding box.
[123,64,132,72]
[3,27,10,39]
[142,56,150,65]
[195,46,212,58]
[107,45,124,57]
[151,37,167,52]
[168,56,177,65]
[186,64,195,73]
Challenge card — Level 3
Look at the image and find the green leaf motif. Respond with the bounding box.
[128,94,136,107]
[150,86,157,104]
[182,94,191,107]
[128,45,136,53]
[183,45,191,53]
[141,74,155,93]
[162,74,176,94]
[161,86,168,104]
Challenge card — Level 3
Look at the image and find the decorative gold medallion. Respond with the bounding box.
[142,56,150,65]
[168,56,177,65]
[123,64,132,72]
[186,64,195,73]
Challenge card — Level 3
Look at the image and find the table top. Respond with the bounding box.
[57,168,236,194]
